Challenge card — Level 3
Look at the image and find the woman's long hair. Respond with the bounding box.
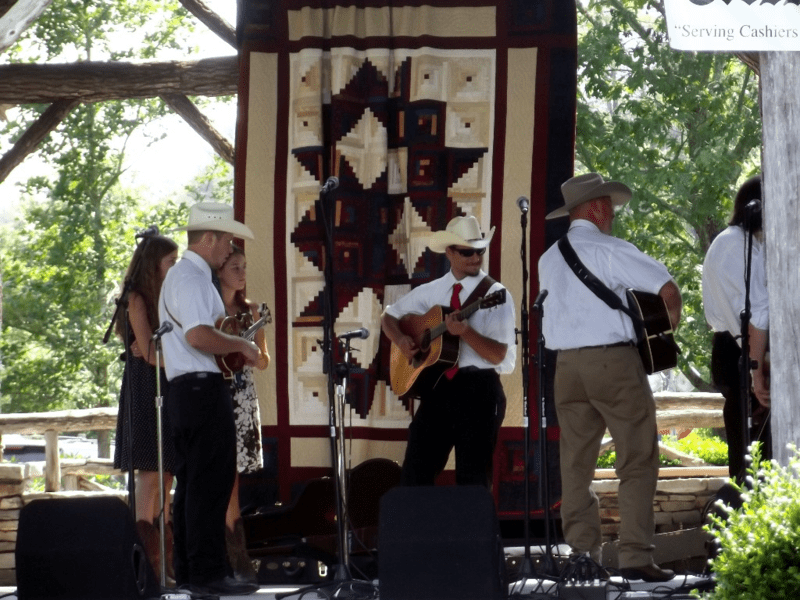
[221,244,251,313]
[114,235,178,340]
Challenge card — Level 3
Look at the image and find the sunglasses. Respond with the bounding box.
[450,246,486,257]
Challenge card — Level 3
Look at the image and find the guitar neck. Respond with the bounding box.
[241,316,267,341]
[428,297,483,341]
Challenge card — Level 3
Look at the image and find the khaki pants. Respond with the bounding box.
[554,345,659,568]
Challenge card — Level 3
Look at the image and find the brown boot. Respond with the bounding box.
[226,518,258,584]
[135,520,160,580]
[162,520,176,582]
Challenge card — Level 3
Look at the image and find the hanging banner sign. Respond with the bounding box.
[664,0,800,51]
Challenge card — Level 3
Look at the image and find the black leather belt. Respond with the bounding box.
[566,341,636,351]
[170,371,219,385]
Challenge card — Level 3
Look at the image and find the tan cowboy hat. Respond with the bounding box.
[427,215,495,253]
[176,202,254,240]
[546,172,632,220]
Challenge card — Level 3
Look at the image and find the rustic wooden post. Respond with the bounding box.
[44,429,61,492]
[759,52,800,467]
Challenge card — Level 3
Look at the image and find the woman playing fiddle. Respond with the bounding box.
[216,244,270,583]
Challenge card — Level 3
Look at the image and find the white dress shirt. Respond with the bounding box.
[158,250,226,380]
[702,224,769,342]
[384,269,517,373]
[538,220,674,350]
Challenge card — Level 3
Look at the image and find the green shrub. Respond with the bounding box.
[663,429,729,466]
[704,445,800,598]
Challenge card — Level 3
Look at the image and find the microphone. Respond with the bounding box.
[517,196,529,214]
[532,289,548,312]
[339,327,369,340]
[151,321,173,341]
[135,225,160,239]
[745,199,762,214]
[321,176,339,194]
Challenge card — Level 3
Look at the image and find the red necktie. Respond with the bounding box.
[444,283,462,379]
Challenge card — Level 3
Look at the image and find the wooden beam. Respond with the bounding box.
[161,93,234,164]
[179,0,237,50]
[0,56,238,104]
[0,98,79,184]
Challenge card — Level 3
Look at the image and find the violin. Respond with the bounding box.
[215,303,271,379]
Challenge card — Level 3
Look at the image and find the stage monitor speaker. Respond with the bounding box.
[15,496,161,600]
[379,485,506,600]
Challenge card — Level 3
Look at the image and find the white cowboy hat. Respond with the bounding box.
[427,215,495,253]
[546,172,632,220]
[176,202,254,240]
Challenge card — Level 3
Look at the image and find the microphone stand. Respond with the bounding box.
[151,324,171,588]
[738,206,758,478]
[532,292,556,576]
[277,182,374,600]
[511,206,537,587]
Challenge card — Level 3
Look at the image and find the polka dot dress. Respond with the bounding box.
[114,337,176,473]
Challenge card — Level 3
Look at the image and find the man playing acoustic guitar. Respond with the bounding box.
[538,173,682,583]
[381,215,516,489]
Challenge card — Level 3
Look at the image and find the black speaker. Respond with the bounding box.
[379,485,506,600]
[16,497,161,600]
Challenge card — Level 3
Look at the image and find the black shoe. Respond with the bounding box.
[190,576,259,596]
[620,564,675,582]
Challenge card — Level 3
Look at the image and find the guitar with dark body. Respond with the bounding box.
[625,289,679,374]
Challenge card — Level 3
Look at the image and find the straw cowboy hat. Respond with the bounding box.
[176,202,254,240]
[428,215,495,253]
[546,173,632,220]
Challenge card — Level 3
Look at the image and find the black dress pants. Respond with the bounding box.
[401,367,506,488]
[167,372,237,586]
[711,331,771,482]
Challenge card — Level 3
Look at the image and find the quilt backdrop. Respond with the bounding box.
[235,0,576,517]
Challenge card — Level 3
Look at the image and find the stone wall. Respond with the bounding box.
[0,464,24,586]
[593,475,728,541]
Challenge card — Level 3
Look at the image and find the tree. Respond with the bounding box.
[0,0,206,456]
[576,0,762,387]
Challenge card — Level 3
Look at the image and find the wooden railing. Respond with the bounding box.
[0,407,118,492]
[0,392,726,492]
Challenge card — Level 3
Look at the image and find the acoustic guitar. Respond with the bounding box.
[389,290,506,397]
[625,289,679,374]
[216,302,272,379]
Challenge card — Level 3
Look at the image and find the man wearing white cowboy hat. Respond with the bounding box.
[538,173,682,583]
[381,215,516,488]
[158,202,261,596]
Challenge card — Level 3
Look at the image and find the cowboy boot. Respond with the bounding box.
[136,520,161,580]
[226,518,258,584]
[162,520,176,582]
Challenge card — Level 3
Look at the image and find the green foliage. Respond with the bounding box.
[577,0,762,386]
[0,0,210,416]
[662,429,728,466]
[704,446,800,598]
[597,449,682,468]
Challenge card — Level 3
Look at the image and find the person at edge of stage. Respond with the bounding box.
[702,174,771,483]
[538,173,682,583]
[216,244,270,584]
[381,215,516,489]
[158,202,261,597]
[113,234,178,582]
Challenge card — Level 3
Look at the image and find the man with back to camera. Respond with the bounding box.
[538,173,682,583]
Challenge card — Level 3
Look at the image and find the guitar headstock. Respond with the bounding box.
[479,289,506,308]
[259,302,273,324]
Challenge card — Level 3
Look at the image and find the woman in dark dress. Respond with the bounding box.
[113,234,178,580]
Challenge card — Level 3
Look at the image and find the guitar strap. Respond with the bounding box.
[462,274,497,308]
[557,235,642,327]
